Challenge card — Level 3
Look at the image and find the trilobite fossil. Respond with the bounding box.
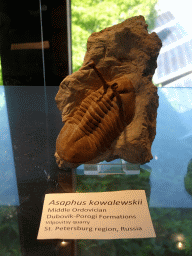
[56,61,136,164]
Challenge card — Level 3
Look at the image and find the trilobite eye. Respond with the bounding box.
[111,83,118,90]
[116,81,134,94]
[116,86,127,94]
[63,81,69,90]
[118,88,127,94]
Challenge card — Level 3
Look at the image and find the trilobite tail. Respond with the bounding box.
[56,123,100,163]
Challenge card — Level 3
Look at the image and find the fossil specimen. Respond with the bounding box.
[55,15,162,169]
[56,61,135,164]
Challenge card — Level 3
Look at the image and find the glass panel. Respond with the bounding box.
[1,0,192,255]
[71,1,192,254]
[0,86,21,255]
[76,87,192,255]
[2,86,76,255]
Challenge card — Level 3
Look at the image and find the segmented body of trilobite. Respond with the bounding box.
[56,62,135,164]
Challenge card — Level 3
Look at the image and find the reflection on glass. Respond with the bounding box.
[177,242,184,250]
[0,87,21,254]
[0,57,2,85]
[148,88,192,208]
[172,233,186,250]
[153,1,192,87]
[60,240,69,247]
[0,87,19,205]
[0,206,21,255]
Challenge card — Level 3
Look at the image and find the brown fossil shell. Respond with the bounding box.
[55,15,162,169]
[56,65,135,164]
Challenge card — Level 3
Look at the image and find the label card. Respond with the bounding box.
[37,190,156,240]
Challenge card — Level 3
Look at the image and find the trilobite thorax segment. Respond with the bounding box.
[56,64,136,164]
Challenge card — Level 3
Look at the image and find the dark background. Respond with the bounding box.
[1,0,75,254]
[0,0,71,85]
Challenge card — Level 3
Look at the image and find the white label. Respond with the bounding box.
[37,190,155,240]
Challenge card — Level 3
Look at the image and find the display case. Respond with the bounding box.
[1,0,192,255]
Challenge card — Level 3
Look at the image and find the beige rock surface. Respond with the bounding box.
[55,15,162,169]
